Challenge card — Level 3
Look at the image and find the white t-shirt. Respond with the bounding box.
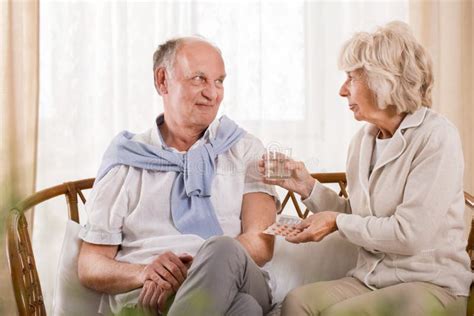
[369,134,391,176]
[79,116,280,311]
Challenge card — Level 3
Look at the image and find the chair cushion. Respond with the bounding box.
[269,232,358,304]
[52,220,102,316]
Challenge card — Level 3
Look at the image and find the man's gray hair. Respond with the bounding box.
[338,21,433,114]
[152,36,222,76]
[152,38,182,75]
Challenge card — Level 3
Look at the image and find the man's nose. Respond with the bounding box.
[202,83,218,101]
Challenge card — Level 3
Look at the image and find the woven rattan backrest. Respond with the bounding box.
[465,192,474,268]
[279,172,348,218]
[6,178,94,316]
[464,192,474,316]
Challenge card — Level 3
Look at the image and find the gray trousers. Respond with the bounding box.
[167,236,273,316]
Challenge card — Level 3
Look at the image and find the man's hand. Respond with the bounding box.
[286,211,339,243]
[140,252,193,292]
[138,281,176,315]
[138,280,162,315]
[138,253,193,314]
[138,280,177,314]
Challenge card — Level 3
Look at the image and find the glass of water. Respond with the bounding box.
[265,147,292,179]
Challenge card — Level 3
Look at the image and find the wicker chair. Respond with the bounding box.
[279,172,348,218]
[6,178,94,315]
[6,175,474,315]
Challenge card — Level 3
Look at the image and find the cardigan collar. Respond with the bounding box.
[358,107,429,205]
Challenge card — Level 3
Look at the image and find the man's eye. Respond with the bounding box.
[192,76,205,83]
[215,79,224,87]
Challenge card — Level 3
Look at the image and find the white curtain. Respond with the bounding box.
[34,0,408,312]
[0,0,39,313]
[409,0,473,194]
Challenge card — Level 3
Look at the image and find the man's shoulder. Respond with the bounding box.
[239,131,263,146]
[130,128,156,146]
[233,132,264,155]
[213,115,264,154]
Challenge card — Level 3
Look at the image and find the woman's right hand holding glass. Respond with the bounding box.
[259,156,316,199]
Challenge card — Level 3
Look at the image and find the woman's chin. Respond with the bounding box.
[352,112,363,121]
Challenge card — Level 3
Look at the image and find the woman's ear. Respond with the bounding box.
[154,68,168,95]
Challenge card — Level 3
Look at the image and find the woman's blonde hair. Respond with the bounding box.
[338,21,433,113]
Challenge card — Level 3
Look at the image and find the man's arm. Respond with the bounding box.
[236,192,277,267]
[78,242,144,294]
[78,242,189,294]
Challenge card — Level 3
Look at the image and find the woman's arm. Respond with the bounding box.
[259,159,351,214]
[301,181,352,214]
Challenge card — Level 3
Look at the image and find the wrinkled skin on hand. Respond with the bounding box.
[285,211,339,244]
[138,252,193,314]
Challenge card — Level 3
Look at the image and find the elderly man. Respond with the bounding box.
[77,37,279,316]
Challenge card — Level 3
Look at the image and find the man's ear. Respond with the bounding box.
[154,68,168,95]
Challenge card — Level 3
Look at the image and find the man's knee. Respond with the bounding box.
[227,293,263,316]
[199,236,245,259]
[202,235,240,250]
[189,236,247,275]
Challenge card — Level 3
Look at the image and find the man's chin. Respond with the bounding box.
[193,110,219,127]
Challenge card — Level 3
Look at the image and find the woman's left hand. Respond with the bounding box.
[286,211,339,243]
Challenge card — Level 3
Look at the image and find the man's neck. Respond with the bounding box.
[159,119,207,152]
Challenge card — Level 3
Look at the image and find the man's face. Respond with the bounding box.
[162,41,226,130]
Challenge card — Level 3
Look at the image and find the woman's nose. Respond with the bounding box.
[339,81,349,97]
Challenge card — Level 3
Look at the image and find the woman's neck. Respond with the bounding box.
[373,108,407,139]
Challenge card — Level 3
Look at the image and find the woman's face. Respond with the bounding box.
[339,69,380,123]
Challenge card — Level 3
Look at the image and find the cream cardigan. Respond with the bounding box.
[303,107,472,296]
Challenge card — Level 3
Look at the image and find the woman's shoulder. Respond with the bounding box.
[416,108,460,142]
[406,108,463,157]
[421,108,458,130]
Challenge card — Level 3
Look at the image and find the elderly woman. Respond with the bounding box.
[263,21,471,315]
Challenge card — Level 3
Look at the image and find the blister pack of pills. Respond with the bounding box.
[263,215,302,237]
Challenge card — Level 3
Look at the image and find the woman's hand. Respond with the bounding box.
[286,211,339,243]
[258,156,316,199]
